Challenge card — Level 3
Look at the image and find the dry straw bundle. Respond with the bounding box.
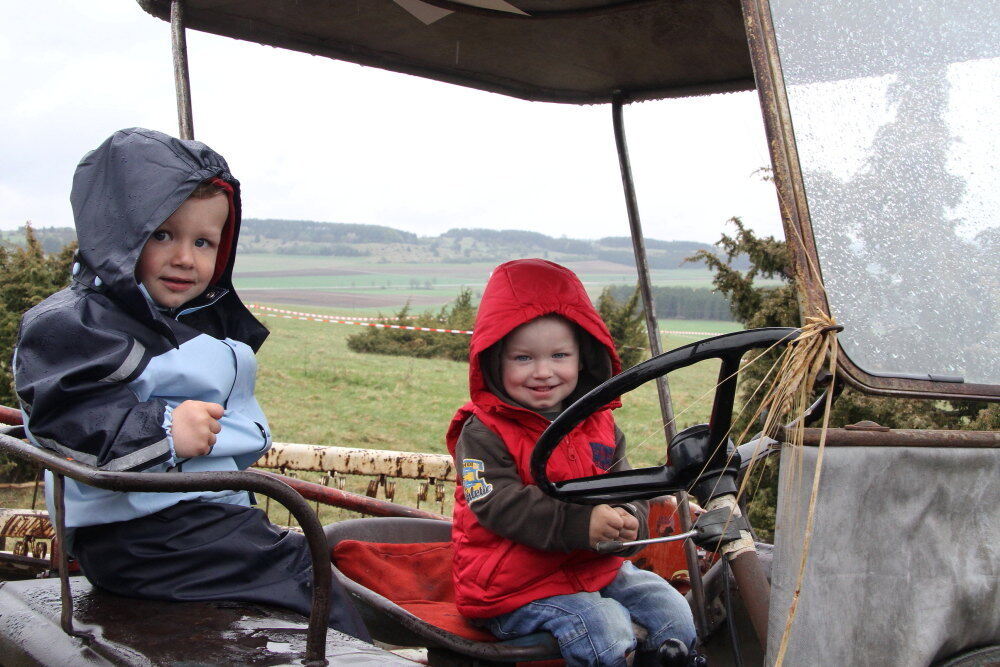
[731,313,840,666]
[612,311,841,664]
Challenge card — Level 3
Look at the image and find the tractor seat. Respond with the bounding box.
[326,517,562,663]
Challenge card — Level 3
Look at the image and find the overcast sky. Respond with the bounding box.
[2,1,784,244]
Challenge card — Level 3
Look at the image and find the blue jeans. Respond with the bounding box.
[485,561,696,666]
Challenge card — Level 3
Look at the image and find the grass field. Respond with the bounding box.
[254,309,736,456]
[248,308,737,521]
[231,254,762,311]
[233,255,723,286]
[0,300,741,524]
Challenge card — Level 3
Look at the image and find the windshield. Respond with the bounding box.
[768,0,999,386]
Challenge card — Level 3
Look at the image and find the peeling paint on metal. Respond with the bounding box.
[257,443,455,479]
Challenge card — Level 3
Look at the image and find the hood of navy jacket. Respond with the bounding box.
[469,258,622,419]
[70,128,266,350]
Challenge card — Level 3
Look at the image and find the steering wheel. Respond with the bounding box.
[530,327,800,505]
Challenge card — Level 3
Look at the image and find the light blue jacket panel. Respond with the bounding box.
[41,331,272,529]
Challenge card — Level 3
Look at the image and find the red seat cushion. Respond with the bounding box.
[332,540,496,642]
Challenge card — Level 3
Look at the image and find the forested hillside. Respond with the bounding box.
[0,226,77,254]
[593,237,730,270]
[3,219,746,270]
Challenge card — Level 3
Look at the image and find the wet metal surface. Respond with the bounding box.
[0,577,414,665]
[0,433,336,663]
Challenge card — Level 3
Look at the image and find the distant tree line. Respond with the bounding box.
[595,237,751,271]
[1,226,77,255]
[268,243,368,257]
[594,249,693,269]
[243,219,418,245]
[441,228,594,256]
[603,285,734,321]
[598,236,708,252]
[3,220,740,271]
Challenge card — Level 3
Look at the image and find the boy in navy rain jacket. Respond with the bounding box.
[13,128,368,640]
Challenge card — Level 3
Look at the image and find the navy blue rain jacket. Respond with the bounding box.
[14,128,271,528]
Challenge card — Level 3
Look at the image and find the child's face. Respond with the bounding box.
[136,193,227,309]
[501,316,580,412]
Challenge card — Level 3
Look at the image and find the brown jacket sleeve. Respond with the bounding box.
[456,415,594,552]
[456,416,652,554]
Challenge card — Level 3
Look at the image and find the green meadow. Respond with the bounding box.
[233,255,727,294]
[255,306,739,456]
[246,304,740,521]
[1,297,742,523]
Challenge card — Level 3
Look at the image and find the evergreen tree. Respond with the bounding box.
[0,225,76,480]
[346,288,475,362]
[688,218,989,539]
[596,286,647,369]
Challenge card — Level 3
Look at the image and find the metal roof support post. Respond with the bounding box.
[170,0,195,140]
[611,96,677,444]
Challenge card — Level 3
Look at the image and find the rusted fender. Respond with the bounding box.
[628,495,712,593]
[0,509,53,540]
[259,442,455,479]
[259,471,448,521]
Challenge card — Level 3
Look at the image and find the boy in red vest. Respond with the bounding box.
[446,259,697,666]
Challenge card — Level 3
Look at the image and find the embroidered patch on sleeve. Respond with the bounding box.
[589,441,615,470]
[462,458,494,503]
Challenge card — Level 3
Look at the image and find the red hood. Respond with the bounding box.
[469,259,622,417]
[208,177,236,285]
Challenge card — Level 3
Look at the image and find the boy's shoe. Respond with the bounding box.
[654,639,707,666]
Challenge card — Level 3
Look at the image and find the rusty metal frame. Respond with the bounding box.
[789,425,1000,449]
[0,406,21,426]
[260,470,447,521]
[0,432,332,666]
[170,0,195,140]
[612,95,677,444]
[740,0,999,403]
[258,442,453,479]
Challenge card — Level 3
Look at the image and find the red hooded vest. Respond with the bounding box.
[447,258,625,618]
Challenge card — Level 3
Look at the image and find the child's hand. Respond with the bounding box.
[171,400,224,458]
[615,507,639,542]
[589,504,626,547]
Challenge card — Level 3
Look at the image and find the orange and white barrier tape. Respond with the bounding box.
[248,304,472,335]
[248,304,416,322]
[661,329,720,337]
[248,304,722,338]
